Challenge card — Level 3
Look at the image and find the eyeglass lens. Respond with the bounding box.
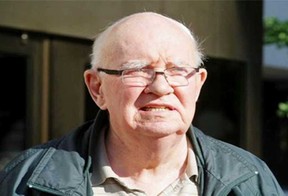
[121,68,196,87]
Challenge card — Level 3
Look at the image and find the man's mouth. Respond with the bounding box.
[141,106,172,111]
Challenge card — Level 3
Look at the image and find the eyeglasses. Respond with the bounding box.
[97,66,203,87]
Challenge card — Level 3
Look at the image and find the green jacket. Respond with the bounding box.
[0,111,284,195]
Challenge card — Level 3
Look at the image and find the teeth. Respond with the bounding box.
[143,107,170,111]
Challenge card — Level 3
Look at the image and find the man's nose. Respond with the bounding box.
[144,72,174,95]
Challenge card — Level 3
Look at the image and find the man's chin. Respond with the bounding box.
[136,124,187,137]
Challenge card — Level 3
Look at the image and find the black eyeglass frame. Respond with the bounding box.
[96,65,205,86]
[96,65,205,76]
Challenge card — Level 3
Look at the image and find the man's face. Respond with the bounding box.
[87,15,207,139]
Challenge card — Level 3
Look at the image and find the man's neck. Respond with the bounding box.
[105,130,189,194]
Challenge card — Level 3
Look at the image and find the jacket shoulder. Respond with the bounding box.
[0,120,94,195]
[192,127,285,195]
[0,147,49,195]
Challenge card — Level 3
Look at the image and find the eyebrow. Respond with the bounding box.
[120,60,191,70]
[121,60,149,69]
[171,60,191,67]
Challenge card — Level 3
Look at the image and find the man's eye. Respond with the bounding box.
[168,68,189,75]
[124,70,140,76]
[124,70,151,77]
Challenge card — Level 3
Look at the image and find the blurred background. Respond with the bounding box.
[0,0,287,192]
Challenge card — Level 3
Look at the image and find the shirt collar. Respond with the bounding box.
[92,128,199,185]
[92,126,118,186]
[185,139,199,182]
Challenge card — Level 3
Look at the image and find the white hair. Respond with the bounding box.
[90,12,204,69]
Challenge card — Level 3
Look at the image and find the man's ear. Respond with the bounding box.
[195,68,207,101]
[199,68,207,85]
[84,69,107,110]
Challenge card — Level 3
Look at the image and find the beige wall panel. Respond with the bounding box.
[163,1,247,61]
[0,1,162,38]
[0,1,250,60]
[49,39,90,138]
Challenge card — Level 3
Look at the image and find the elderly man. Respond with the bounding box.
[0,12,284,195]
